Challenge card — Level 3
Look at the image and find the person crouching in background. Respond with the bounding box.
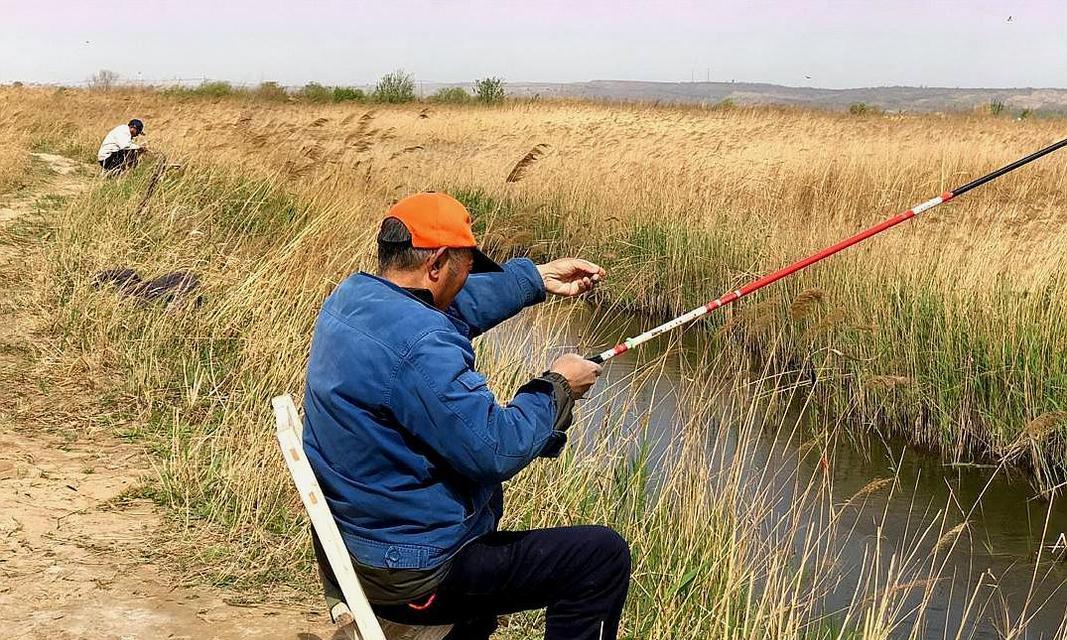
[97,119,146,175]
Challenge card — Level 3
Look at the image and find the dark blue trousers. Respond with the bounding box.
[328,525,632,640]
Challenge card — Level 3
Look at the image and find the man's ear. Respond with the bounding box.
[427,248,449,280]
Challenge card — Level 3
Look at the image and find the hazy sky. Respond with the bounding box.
[2,1,1065,89]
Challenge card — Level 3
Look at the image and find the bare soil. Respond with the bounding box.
[0,154,339,640]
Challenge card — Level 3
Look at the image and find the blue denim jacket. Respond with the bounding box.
[303,258,560,570]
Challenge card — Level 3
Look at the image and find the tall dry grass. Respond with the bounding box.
[0,141,29,196]
[1,87,1065,636]
[0,94,31,195]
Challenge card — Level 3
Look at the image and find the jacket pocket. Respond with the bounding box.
[457,370,488,392]
[347,535,434,570]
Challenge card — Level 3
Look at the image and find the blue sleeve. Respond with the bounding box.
[449,258,546,338]
[388,329,558,484]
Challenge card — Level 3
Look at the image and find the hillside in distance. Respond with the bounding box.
[429,80,1067,113]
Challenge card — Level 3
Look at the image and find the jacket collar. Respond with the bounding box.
[356,272,471,337]
[402,287,436,308]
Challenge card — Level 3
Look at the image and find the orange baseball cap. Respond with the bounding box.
[382,192,502,273]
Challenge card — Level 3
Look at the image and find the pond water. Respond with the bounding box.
[486,301,1067,639]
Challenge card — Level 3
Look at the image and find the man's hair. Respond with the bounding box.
[377,217,471,274]
[378,217,435,273]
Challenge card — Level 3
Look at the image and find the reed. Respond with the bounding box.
[505,143,550,183]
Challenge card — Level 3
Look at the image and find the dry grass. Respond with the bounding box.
[0,93,31,195]
[0,141,30,196]
[1,87,1064,637]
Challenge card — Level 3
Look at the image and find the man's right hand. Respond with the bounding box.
[549,353,602,398]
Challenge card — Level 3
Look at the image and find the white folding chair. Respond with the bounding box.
[273,394,452,640]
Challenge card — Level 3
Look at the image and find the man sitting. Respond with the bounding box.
[97,119,146,175]
[304,192,631,640]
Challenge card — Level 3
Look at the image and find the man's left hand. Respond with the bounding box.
[537,258,606,297]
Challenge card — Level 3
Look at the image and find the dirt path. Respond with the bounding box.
[0,155,339,640]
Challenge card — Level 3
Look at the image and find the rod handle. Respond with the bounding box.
[586,354,604,364]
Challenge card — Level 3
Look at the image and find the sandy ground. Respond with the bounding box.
[0,154,341,640]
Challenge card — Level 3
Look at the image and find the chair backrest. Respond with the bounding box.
[273,394,387,640]
[273,394,453,640]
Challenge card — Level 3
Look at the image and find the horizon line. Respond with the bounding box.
[6,77,1067,93]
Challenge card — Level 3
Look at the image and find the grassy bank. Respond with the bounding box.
[2,87,1065,636]
[33,162,1022,637]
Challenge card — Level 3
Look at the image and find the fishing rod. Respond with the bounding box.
[588,137,1067,364]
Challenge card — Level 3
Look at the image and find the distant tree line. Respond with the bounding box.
[139,69,507,105]
[15,69,1050,120]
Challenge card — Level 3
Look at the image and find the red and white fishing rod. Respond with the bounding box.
[588,137,1067,364]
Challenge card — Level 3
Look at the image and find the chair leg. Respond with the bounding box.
[331,602,360,640]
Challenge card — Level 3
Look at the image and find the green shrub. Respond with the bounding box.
[159,85,190,98]
[848,102,882,116]
[253,81,289,102]
[331,86,366,103]
[194,81,234,98]
[474,77,506,104]
[989,98,1006,116]
[373,70,416,104]
[429,87,471,104]
[299,82,331,103]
